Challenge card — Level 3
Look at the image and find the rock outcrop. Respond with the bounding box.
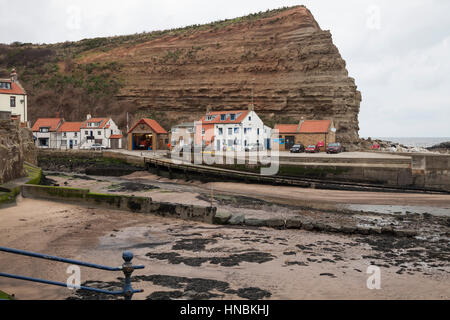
[0,120,37,184]
[81,6,361,145]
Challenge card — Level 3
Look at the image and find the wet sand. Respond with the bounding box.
[0,197,448,300]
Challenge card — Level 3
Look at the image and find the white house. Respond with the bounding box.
[55,122,83,149]
[195,108,272,151]
[0,69,28,124]
[31,118,64,148]
[79,115,123,149]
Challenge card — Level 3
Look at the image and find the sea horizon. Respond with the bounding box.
[365,137,450,148]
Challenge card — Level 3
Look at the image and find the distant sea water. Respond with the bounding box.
[369,137,450,148]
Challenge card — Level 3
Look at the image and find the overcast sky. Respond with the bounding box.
[1,0,449,138]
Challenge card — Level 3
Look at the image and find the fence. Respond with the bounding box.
[0,246,144,300]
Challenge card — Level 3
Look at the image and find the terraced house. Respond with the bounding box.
[0,69,27,125]
[32,115,123,149]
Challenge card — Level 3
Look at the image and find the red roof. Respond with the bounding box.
[57,122,83,132]
[200,110,249,124]
[128,119,167,134]
[300,120,331,133]
[0,80,26,95]
[32,118,63,132]
[274,124,299,134]
[109,134,123,139]
[275,120,332,134]
[81,118,109,129]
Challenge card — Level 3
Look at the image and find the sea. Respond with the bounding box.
[368,137,450,148]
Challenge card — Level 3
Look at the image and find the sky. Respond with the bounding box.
[1,0,449,138]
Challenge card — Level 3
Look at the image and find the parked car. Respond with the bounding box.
[290,144,305,153]
[305,145,320,153]
[245,143,261,152]
[90,143,106,150]
[326,143,343,154]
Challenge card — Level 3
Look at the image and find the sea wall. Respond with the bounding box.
[21,184,216,223]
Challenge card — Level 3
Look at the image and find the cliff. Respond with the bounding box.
[1,5,361,145]
[0,120,37,184]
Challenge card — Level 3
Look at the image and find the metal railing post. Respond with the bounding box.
[121,251,136,300]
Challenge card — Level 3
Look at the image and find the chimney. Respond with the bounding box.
[10,68,18,82]
[206,105,211,114]
[87,114,92,120]
[297,117,305,132]
[248,104,254,112]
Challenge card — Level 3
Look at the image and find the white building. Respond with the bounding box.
[55,122,83,149]
[195,109,272,151]
[79,115,123,149]
[31,118,64,148]
[32,115,123,149]
[0,69,28,124]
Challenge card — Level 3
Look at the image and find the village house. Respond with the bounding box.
[274,119,336,151]
[80,115,123,149]
[32,118,64,148]
[170,122,195,149]
[55,122,83,149]
[127,118,169,151]
[195,108,272,151]
[32,115,122,149]
[0,69,28,125]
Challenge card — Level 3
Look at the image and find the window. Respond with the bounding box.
[10,97,16,108]
[0,82,11,89]
[228,128,233,135]
[63,132,67,138]
[230,114,236,121]
[85,131,89,135]
[218,128,223,135]
[234,128,239,134]
[98,131,101,136]
[257,128,260,135]
[40,127,49,133]
[248,116,252,121]
[111,130,113,135]
[74,140,77,146]
[74,132,78,137]
[202,129,205,135]
[221,114,226,121]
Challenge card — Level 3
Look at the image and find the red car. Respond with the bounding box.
[305,145,320,153]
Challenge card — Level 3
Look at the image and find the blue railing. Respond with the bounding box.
[0,246,145,300]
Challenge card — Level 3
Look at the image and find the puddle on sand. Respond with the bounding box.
[344,204,450,217]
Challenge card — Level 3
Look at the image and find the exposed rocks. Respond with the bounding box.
[427,141,450,154]
[0,119,37,184]
[213,212,232,225]
[229,214,246,225]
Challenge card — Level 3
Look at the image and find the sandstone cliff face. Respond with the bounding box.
[0,120,37,184]
[81,6,361,144]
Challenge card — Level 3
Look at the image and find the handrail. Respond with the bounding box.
[0,246,145,300]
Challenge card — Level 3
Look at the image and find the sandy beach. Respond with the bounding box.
[0,195,448,300]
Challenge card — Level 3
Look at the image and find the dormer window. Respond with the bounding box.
[230,114,236,121]
[0,82,11,89]
[220,114,226,121]
[40,127,49,133]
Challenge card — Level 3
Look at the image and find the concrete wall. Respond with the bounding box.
[411,154,450,191]
[21,184,216,223]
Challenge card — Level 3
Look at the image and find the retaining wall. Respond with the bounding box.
[21,184,216,223]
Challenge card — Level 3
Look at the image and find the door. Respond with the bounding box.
[285,136,295,150]
[69,140,73,149]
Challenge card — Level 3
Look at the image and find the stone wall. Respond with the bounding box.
[0,119,37,184]
[21,184,217,224]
